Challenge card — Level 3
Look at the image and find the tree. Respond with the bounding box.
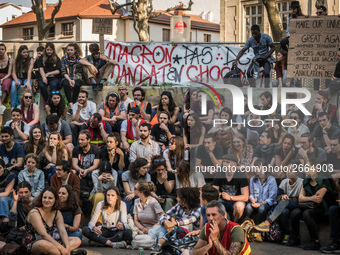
[31,0,62,41]
[109,0,194,41]
[315,0,327,9]
[262,0,284,43]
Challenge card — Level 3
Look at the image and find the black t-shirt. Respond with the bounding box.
[151,124,176,146]
[212,171,249,196]
[327,152,340,170]
[99,145,127,170]
[72,144,100,169]
[37,55,62,78]
[151,172,176,196]
[196,144,223,166]
[274,146,298,164]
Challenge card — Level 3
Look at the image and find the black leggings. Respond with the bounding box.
[82,226,132,245]
[290,207,324,241]
[61,78,83,105]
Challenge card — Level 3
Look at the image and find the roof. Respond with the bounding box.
[0,2,22,10]
[1,0,219,32]
[1,0,123,27]
[148,11,220,32]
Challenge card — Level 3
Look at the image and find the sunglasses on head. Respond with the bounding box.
[52,91,60,94]
[154,158,165,163]
[25,96,32,99]
[108,92,118,97]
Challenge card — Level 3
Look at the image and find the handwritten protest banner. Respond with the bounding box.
[287,16,340,78]
[104,42,254,85]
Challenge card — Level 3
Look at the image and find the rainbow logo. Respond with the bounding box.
[196,82,223,106]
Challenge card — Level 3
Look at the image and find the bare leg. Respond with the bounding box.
[69,236,82,251]
[233,202,245,223]
[0,241,5,252]
[30,240,60,255]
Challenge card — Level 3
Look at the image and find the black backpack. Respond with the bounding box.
[223,65,243,87]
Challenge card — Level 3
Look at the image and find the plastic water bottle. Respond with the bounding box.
[138,247,144,254]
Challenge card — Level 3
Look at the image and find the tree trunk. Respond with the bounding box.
[262,0,284,43]
[136,1,150,41]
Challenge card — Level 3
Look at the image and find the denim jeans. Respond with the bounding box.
[10,78,33,108]
[329,205,340,241]
[157,225,178,241]
[38,77,61,103]
[123,196,136,215]
[245,202,270,223]
[0,196,14,218]
[46,165,56,185]
[82,226,132,245]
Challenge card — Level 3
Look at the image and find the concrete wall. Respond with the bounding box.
[0,5,27,40]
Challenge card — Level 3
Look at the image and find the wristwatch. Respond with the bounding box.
[230,196,233,201]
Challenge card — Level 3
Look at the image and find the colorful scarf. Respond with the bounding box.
[64,54,80,78]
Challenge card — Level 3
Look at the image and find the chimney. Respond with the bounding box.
[42,0,46,10]
[174,2,185,16]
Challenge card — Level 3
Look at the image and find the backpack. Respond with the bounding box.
[131,235,156,249]
[160,236,199,255]
[266,220,282,243]
[223,65,243,87]
[79,179,93,215]
[240,219,263,243]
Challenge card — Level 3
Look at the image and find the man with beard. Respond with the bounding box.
[118,84,133,109]
[252,129,276,166]
[0,127,25,174]
[129,122,159,163]
[127,87,151,121]
[80,113,111,148]
[195,134,223,183]
[121,107,146,152]
[193,200,251,255]
[72,130,100,180]
[151,111,176,152]
[41,114,73,154]
[313,112,340,153]
[212,154,249,223]
[297,133,327,165]
[98,92,126,132]
[70,90,96,146]
[4,108,29,144]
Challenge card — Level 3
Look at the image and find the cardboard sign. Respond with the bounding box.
[287,16,340,78]
[92,18,113,35]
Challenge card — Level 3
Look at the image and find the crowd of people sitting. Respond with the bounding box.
[0,4,339,253]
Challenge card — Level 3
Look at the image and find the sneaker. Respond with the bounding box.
[286,237,301,247]
[92,84,97,91]
[97,83,103,91]
[0,105,6,114]
[150,244,162,254]
[320,241,340,253]
[303,241,321,250]
[88,240,105,247]
[254,222,270,232]
[281,234,290,245]
[112,241,127,249]
[71,250,87,255]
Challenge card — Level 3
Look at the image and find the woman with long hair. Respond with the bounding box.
[45,90,67,120]
[133,181,164,239]
[183,112,205,151]
[157,91,180,125]
[42,132,68,183]
[24,187,83,255]
[245,158,277,223]
[273,50,293,88]
[266,114,288,146]
[17,88,40,126]
[150,155,176,212]
[60,43,84,113]
[0,43,13,126]
[58,185,82,240]
[164,136,188,171]
[10,45,34,109]
[18,153,45,199]
[183,88,198,114]
[82,186,132,248]
[0,158,16,234]
[23,125,46,158]
[175,160,205,190]
[122,158,151,214]
[37,42,62,103]
[229,133,254,171]
[151,187,201,253]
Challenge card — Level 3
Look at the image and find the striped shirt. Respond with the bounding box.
[134,197,163,228]
[129,138,160,163]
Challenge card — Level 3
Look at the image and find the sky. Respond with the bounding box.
[0,0,58,8]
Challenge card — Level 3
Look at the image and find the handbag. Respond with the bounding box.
[298,202,320,210]
[6,228,25,245]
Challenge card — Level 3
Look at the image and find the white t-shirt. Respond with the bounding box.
[121,97,133,110]
[72,100,97,123]
[279,177,303,198]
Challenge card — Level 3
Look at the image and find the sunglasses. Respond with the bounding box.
[316,11,323,14]
[154,158,165,163]
[25,96,32,99]
[118,88,127,91]
[52,91,60,94]
[292,117,298,120]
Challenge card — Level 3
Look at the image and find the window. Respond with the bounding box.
[62,23,73,36]
[278,2,291,31]
[48,25,55,38]
[245,5,263,39]
[162,28,170,42]
[22,28,33,40]
[12,15,17,20]
[204,34,211,42]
